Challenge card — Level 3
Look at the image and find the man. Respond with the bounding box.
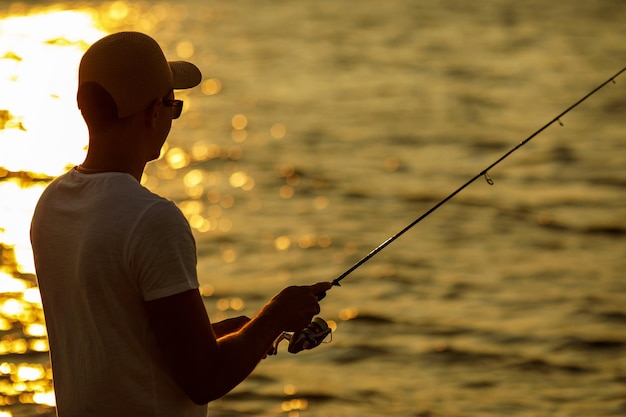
[30,31,331,417]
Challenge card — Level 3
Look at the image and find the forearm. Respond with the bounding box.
[211,316,250,338]
[147,284,329,405]
[206,311,284,400]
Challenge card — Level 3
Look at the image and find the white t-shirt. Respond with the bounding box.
[30,168,207,417]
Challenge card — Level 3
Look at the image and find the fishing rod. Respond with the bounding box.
[273,67,625,354]
[326,66,625,291]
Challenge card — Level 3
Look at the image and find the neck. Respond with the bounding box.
[81,128,149,181]
[79,148,146,181]
[78,160,145,181]
[80,107,163,182]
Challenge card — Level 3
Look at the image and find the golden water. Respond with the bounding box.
[1,1,625,416]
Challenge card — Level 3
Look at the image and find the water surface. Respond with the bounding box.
[1,1,625,416]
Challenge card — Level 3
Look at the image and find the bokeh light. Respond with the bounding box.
[0,3,238,415]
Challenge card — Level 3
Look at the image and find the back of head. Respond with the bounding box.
[77,82,119,133]
[77,31,202,124]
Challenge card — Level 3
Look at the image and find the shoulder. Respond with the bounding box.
[130,194,194,248]
[139,196,188,229]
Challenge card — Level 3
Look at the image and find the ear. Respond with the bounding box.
[146,99,162,128]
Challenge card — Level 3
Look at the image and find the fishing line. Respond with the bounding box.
[273,67,624,354]
[324,66,626,294]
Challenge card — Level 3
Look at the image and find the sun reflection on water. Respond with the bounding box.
[1,2,341,415]
[0,6,103,411]
[0,3,222,415]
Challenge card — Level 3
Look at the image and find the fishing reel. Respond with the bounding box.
[269,317,332,355]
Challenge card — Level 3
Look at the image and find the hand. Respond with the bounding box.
[265,282,332,332]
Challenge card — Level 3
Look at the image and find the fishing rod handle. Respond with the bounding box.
[316,280,341,301]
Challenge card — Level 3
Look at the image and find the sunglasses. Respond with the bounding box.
[162,98,183,119]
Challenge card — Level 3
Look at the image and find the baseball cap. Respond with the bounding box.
[78,31,202,118]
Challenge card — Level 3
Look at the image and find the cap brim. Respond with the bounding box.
[169,61,202,89]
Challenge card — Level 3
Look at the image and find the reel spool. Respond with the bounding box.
[270,317,332,355]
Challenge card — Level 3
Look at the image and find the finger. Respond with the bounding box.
[310,282,333,295]
[311,282,332,302]
[302,300,320,317]
[313,302,321,315]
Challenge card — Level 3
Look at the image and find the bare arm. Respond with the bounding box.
[145,282,331,404]
[211,316,250,338]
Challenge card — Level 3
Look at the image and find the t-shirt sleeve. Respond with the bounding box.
[128,200,199,301]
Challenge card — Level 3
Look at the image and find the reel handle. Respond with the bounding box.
[268,284,335,355]
[269,317,332,355]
